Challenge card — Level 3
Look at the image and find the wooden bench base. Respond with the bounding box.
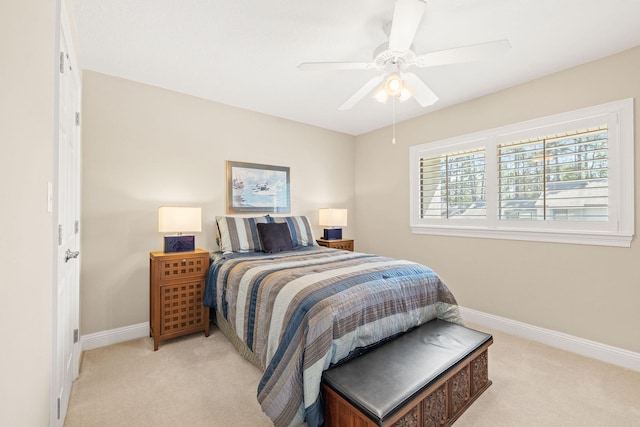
[322,324,493,427]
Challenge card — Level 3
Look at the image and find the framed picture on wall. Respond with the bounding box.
[226,161,291,213]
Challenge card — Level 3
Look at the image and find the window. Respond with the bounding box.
[420,148,486,220]
[410,99,634,247]
[498,126,608,222]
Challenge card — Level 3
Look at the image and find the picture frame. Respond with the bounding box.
[226,161,291,213]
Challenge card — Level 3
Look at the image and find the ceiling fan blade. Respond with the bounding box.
[338,75,385,111]
[388,0,427,53]
[415,39,511,68]
[298,62,374,71]
[402,72,438,106]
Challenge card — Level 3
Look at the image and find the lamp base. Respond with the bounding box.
[323,228,342,240]
[164,235,195,253]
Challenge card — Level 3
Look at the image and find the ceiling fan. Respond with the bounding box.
[298,0,510,111]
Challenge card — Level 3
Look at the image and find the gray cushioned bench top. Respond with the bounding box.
[322,319,492,423]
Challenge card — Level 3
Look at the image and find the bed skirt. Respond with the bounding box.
[214,310,265,371]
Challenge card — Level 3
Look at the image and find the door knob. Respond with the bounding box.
[65,248,80,262]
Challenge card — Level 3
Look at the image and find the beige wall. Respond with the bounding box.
[0,0,57,425]
[355,46,640,353]
[80,71,355,335]
[81,47,640,354]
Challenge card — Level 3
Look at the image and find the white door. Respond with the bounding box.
[53,11,81,426]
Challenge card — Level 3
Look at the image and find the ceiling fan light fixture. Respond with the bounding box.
[373,87,389,104]
[374,73,413,104]
[398,85,413,102]
[384,73,403,96]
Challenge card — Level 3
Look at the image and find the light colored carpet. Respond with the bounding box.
[65,323,640,427]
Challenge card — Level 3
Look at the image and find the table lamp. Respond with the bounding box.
[158,206,202,252]
[319,208,348,240]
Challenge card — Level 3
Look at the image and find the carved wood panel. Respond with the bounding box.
[392,405,419,427]
[422,383,448,427]
[471,350,489,396]
[449,365,470,416]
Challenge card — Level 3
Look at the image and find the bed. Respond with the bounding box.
[203,215,463,427]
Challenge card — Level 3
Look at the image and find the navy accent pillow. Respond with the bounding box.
[266,215,317,247]
[257,222,294,253]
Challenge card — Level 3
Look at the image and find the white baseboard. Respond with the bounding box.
[80,322,149,352]
[460,306,640,372]
[79,310,640,372]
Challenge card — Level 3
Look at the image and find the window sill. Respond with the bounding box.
[410,225,633,247]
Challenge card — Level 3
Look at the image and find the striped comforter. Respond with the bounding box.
[203,246,462,427]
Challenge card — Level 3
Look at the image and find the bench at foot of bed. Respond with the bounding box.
[322,319,493,427]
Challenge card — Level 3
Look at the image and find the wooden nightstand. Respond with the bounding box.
[316,238,354,251]
[149,249,210,351]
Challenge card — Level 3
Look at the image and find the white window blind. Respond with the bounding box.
[497,126,608,222]
[409,99,634,247]
[420,149,486,219]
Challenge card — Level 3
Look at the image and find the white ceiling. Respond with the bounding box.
[71,0,640,136]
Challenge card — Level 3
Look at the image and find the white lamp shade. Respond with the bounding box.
[318,208,348,227]
[158,207,202,233]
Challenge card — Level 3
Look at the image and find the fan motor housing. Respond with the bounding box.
[373,42,416,71]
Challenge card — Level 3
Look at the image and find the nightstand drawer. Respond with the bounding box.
[157,254,208,281]
[316,239,354,251]
[160,280,206,336]
[329,241,353,251]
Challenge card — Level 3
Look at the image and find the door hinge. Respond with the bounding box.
[59,52,64,74]
[75,112,80,127]
[73,329,79,344]
[58,224,63,246]
[74,220,79,234]
[57,397,61,419]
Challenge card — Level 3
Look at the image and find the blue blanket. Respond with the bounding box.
[204,246,462,427]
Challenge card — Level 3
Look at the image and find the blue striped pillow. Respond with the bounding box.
[216,216,269,254]
[267,215,317,247]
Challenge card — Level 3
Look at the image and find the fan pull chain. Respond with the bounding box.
[392,95,397,145]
